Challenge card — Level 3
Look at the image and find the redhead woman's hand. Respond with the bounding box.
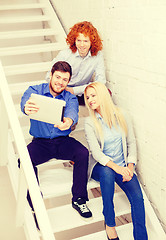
[65,87,74,94]
[24,98,39,115]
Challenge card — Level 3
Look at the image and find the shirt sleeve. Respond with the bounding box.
[20,85,38,114]
[84,117,111,166]
[73,84,88,96]
[124,112,137,165]
[64,93,79,126]
[73,51,106,96]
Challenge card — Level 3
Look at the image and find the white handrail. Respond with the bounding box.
[0,61,55,240]
[38,0,67,46]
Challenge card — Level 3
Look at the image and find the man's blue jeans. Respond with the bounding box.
[92,163,148,240]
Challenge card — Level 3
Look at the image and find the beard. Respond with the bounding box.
[49,81,64,96]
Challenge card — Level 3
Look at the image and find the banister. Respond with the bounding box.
[0,60,55,239]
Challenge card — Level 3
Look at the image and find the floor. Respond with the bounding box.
[0,166,26,240]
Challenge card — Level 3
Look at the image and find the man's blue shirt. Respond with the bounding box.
[20,83,79,139]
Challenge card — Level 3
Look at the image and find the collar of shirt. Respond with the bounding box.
[75,49,91,59]
[95,112,102,120]
[43,83,67,101]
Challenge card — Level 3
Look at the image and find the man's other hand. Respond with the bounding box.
[54,117,73,131]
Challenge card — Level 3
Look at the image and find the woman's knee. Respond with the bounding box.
[99,166,115,184]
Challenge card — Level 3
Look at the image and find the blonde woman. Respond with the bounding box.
[84,82,148,240]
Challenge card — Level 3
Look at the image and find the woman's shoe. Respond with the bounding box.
[107,236,119,240]
[104,221,119,240]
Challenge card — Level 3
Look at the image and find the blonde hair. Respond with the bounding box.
[84,82,128,148]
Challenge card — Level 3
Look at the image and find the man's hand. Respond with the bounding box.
[54,117,73,131]
[65,87,74,95]
[24,98,39,115]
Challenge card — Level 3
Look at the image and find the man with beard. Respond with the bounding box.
[20,61,92,226]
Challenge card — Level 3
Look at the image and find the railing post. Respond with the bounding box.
[16,166,27,227]
[0,61,55,239]
[0,94,8,166]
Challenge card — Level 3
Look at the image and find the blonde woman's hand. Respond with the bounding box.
[114,165,132,181]
[127,163,134,177]
[24,98,39,115]
[122,163,134,182]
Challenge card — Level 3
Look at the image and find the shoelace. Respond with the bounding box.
[79,204,90,213]
[76,202,90,213]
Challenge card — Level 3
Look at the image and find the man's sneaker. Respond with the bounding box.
[72,198,92,219]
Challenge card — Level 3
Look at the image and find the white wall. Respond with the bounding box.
[52,0,166,231]
[104,0,166,233]
[51,0,105,34]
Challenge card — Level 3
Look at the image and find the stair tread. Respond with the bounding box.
[39,166,100,199]
[74,223,133,240]
[0,42,64,56]
[9,80,47,95]
[4,61,51,76]
[0,15,50,24]
[0,29,57,40]
[47,192,130,233]
[0,3,46,10]
[18,118,85,143]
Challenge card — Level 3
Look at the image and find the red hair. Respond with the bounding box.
[66,21,103,56]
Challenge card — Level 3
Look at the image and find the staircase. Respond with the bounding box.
[0,1,166,239]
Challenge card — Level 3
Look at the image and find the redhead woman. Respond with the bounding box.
[46,21,106,105]
[84,82,148,240]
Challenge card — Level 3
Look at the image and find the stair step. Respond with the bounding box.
[71,117,85,132]
[74,223,133,240]
[18,120,86,147]
[47,192,130,233]
[15,102,85,125]
[0,3,46,11]
[39,162,99,199]
[0,29,57,40]
[0,42,64,56]
[9,80,47,95]
[15,104,25,119]
[0,15,51,24]
[4,61,51,76]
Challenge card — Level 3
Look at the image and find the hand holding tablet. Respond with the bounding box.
[27,93,66,125]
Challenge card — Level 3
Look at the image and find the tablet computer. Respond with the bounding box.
[29,93,66,125]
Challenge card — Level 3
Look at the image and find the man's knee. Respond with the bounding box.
[79,146,89,159]
[74,145,89,164]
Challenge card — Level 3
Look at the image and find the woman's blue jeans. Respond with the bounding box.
[92,163,148,240]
